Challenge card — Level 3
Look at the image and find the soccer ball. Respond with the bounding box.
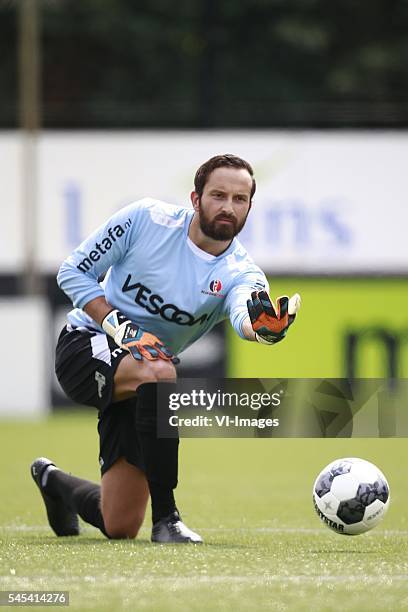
[313,457,390,535]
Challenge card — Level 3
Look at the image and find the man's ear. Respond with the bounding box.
[190,191,200,211]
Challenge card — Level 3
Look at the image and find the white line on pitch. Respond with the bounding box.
[1,575,408,587]
[2,525,408,537]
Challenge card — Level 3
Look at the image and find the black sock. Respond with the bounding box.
[138,432,179,523]
[46,471,108,537]
[136,383,179,524]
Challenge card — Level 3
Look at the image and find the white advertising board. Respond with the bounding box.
[0,134,24,270]
[1,131,407,274]
[0,298,50,416]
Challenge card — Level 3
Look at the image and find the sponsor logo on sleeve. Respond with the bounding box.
[76,219,132,272]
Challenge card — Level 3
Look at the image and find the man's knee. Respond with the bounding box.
[152,359,177,382]
[103,512,145,540]
[128,358,177,383]
[114,356,177,401]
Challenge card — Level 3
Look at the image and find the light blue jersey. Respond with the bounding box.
[58,198,269,355]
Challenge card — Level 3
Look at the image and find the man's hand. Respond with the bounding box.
[102,309,180,364]
[246,291,301,345]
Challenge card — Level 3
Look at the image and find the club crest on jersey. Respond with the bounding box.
[209,279,222,293]
[201,279,225,298]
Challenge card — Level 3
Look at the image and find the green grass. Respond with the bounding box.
[1,412,408,611]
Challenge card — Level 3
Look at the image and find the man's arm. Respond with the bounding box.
[241,317,257,341]
[58,202,178,363]
[57,202,138,310]
[83,296,113,326]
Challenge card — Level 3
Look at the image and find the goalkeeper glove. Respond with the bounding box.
[246,291,301,345]
[102,309,179,364]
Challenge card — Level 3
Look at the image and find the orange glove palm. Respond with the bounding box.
[247,291,300,344]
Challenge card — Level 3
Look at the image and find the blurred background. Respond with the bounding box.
[1,0,407,417]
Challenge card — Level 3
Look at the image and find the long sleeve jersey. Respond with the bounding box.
[57,198,269,355]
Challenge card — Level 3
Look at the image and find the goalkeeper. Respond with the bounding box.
[31,154,300,543]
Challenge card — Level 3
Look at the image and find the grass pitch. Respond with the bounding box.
[1,412,407,611]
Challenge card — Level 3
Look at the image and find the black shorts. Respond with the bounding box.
[55,326,161,475]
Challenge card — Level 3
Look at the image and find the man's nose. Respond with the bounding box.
[220,198,234,213]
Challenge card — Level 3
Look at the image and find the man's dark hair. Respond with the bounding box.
[194,154,256,200]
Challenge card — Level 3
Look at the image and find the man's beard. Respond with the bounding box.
[198,200,248,241]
